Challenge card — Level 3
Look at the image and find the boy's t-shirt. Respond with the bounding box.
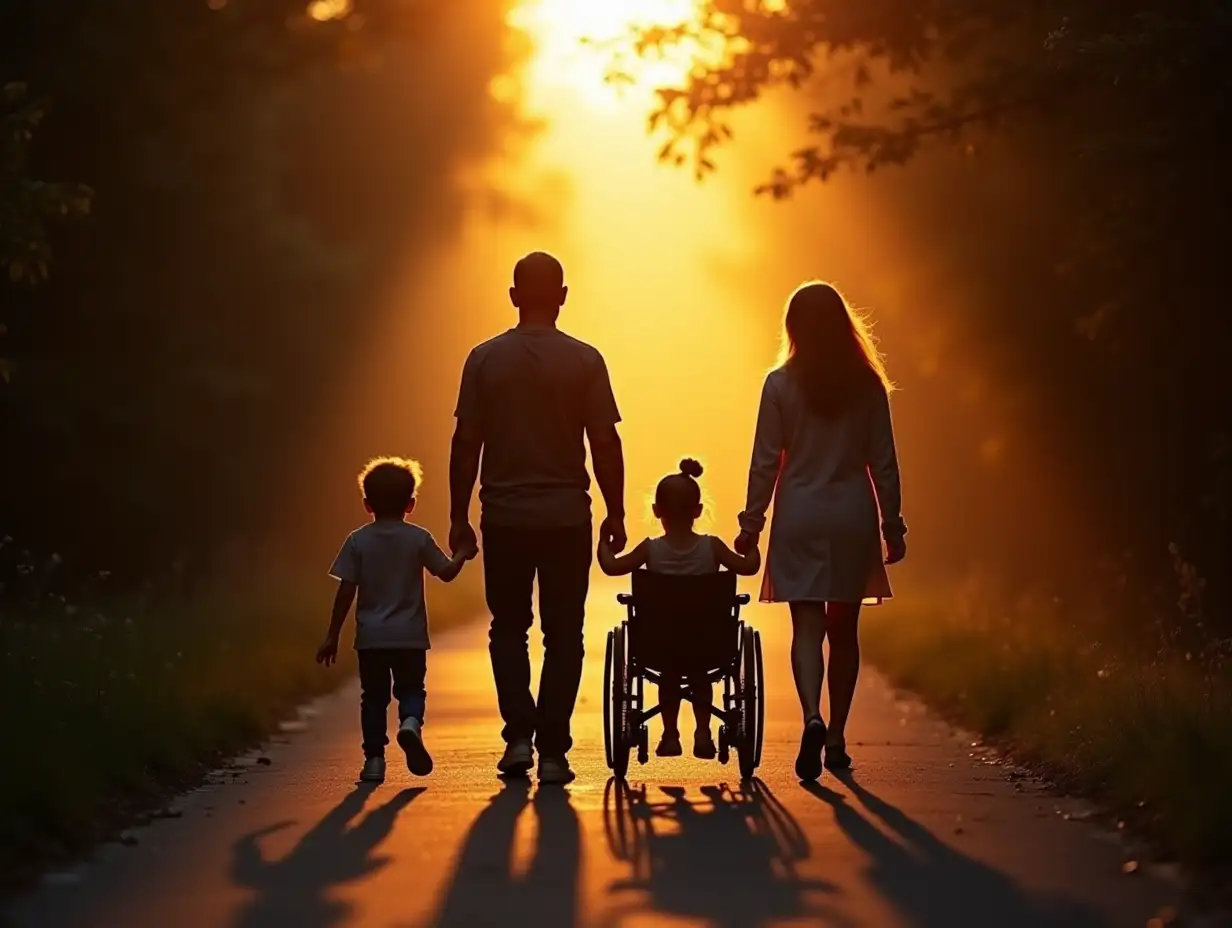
[328,519,451,650]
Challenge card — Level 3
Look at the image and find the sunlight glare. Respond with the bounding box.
[507,0,703,107]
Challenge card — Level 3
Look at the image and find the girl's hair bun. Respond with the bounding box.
[679,457,704,479]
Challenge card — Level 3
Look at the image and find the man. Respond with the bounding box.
[449,251,626,784]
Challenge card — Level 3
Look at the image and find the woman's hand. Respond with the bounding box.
[734,530,759,556]
[884,535,906,565]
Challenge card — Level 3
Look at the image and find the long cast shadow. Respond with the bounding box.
[805,772,1110,928]
[231,784,424,928]
[601,777,847,928]
[427,777,581,927]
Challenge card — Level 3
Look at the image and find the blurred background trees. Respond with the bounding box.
[0,0,518,590]
[643,0,1230,625]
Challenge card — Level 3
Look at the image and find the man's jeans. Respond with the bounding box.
[357,648,427,758]
[481,523,592,758]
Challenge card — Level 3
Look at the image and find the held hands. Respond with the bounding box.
[599,514,627,554]
[449,519,478,558]
[733,530,758,556]
[316,634,339,667]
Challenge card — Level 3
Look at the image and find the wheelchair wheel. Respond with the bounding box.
[736,623,760,780]
[605,622,633,778]
[754,628,766,767]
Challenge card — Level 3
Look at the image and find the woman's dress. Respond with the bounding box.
[738,367,904,604]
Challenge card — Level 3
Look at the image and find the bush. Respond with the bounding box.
[0,567,481,887]
[864,604,1232,866]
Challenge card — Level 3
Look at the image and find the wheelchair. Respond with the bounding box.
[603,570,766,780]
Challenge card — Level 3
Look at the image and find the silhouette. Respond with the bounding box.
[736,281,906,782]
[428,777,582,927]
[449,251,627,782]
[230,784,423,928]
[804,773,1108,928]
[601,778,843,928]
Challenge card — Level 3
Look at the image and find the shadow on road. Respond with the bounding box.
[804,772,1111,928]
[230,783,424,928]
[600,777,845,928]
[426,776,581,927]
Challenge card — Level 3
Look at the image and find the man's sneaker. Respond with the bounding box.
[396,717,433,776]
[359,756,386,783]
[537,756,576,785]
[496,739,534,777]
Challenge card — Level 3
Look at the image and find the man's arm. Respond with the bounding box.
[449,348,483,554]
[448,420,482,553]
[589,423,626,551]
[585,351,626,551]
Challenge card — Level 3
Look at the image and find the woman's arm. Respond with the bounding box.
[598,537,649,576]
[711,536,761,576]
[869,387,906,547]
[737,373,785,539]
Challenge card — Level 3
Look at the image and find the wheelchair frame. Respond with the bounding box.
[603,572,766,781]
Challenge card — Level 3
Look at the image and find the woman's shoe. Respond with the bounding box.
[823,739,852,771]
[795,716,827,781]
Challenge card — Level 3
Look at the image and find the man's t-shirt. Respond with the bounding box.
[328,520,451,650]
[454,325,620,528]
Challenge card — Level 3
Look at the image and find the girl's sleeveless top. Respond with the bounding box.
[645,535,719,575]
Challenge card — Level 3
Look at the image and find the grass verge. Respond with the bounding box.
[0,574,483,892]
[863,606,1232,870]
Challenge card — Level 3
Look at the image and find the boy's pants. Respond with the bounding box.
[357,648,426,758]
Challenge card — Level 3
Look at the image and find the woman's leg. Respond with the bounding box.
[788,602,826,722]
[823,601,863,746]
[790,601,828,780]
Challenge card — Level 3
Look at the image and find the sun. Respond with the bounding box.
[506,0,703,107]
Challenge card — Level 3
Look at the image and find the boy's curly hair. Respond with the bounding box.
[358,457,423,517]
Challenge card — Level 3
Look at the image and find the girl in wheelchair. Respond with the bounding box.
[598,458,761,758]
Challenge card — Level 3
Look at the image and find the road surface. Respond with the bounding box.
[7,584,1184,927]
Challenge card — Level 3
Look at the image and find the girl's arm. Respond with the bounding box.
[598,537,649,576]
[711,536,761,576]
[737,374,784,543]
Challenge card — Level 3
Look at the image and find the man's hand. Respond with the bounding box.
[600,515,627,554]
[316,635,339,667]
[449,520,477,558]
[885,535,907,565]
[734,530,758,556]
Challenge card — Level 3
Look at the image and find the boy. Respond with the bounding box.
[317,456,475,783]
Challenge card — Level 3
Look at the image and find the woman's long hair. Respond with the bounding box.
[776,281,894,417]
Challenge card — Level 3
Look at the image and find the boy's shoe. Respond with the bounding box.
[693,731,717,760]
[359,756,386,783]
[656,732,683,757]
[497,738,534,777]
[397,717,433,776]
[537,756,576,785]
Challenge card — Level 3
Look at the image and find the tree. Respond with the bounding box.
[0,0,517,580]
[633,0,1232,618]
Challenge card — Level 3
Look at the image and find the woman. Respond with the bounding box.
[736,281,906,782]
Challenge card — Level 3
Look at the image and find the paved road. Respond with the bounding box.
[8,583,1184,927]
